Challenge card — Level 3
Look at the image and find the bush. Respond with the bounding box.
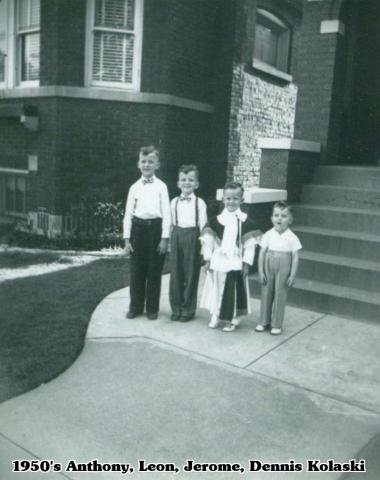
[6,201,125,251]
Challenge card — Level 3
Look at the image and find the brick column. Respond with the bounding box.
[294,0,346,164]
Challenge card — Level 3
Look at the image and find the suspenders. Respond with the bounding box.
[174,196,199,228]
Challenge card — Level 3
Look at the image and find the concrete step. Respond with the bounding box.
[249,275,380,322]
[298,251,380,293]
[292,226,380,262]
[301,184,380,210]
[293,204,380,235]
[313,165,380,189]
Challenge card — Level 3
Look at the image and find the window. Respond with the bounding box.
[0,173,27,216]
[254,9,291,74]
[17,0,40,84]
[86,0,144,90]
[0,0,40,88]
[0,0,8,85]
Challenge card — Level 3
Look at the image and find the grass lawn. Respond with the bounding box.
[0,256,130,403]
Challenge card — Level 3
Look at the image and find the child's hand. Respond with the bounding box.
[242,263,250,278]
[259,272,266,285]
[124,239,134,257]
[287,275,295,287]
[157,238,169,255]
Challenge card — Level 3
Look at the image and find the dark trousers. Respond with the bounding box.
[129,217,166,315]
[169,226,201,317]
[219,270,247,321]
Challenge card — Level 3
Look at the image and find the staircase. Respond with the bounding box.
[254,165,380,321]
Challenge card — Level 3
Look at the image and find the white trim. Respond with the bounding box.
[0,167,29,175]
[85,0,144,91]
[0,86,215,113]
[320,20,345,36]
[216,187,287,204]
[258,137,321,153]
[257,8,287,29]
[252,58,293,83]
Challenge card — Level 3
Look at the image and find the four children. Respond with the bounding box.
[123,146,301,334]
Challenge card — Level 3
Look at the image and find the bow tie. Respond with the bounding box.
[180,195,192,202]
[142,178,154,185]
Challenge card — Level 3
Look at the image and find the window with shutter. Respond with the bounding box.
[87,0,143,90]
[17,0,40,84]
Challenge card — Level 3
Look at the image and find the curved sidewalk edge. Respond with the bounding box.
[87,273,320,369]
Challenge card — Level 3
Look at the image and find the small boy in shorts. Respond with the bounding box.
[169,164,207,322]
[123,145,171,320]
[256,201,302,335]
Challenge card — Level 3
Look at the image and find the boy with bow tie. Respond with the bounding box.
[200,182,261,331]
[123,145,171,320]
[169,164,207,322]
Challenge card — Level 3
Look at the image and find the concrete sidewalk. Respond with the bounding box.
[0,273,379,479]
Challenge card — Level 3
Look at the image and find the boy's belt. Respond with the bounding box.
[132,216,162,225]
[267,250,292,256]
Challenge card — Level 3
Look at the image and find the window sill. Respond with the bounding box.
[252,59,293,83]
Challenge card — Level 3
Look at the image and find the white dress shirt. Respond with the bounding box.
[123,176,171,239]
[171,193,207,229]
[260,227,302,252]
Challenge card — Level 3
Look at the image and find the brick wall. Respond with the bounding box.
[293,0,343,163]
[142,0,218,103]
[1,0,219,218]
[55,98,212,213]
[40,0,86,86]
[39,0,218,102]
[0,98,59,213]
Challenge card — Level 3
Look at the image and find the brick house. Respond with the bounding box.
[0,0,379,317]
[0,0,375,219]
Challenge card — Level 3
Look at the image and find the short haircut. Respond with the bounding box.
[139,145,159,159]
[178,164,199,180]
[273,201,292,215]
[223,181,244,196]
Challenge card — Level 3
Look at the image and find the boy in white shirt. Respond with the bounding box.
[256,201,302,335]
[123,145,171,320]
[169,164,207,322]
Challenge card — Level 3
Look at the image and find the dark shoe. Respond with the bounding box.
[179,315,194,322]
[171,314,181,321]
[146,313,158,320]
[126,311,142,319]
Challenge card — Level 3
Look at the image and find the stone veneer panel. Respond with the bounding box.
[230,73,297,188]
